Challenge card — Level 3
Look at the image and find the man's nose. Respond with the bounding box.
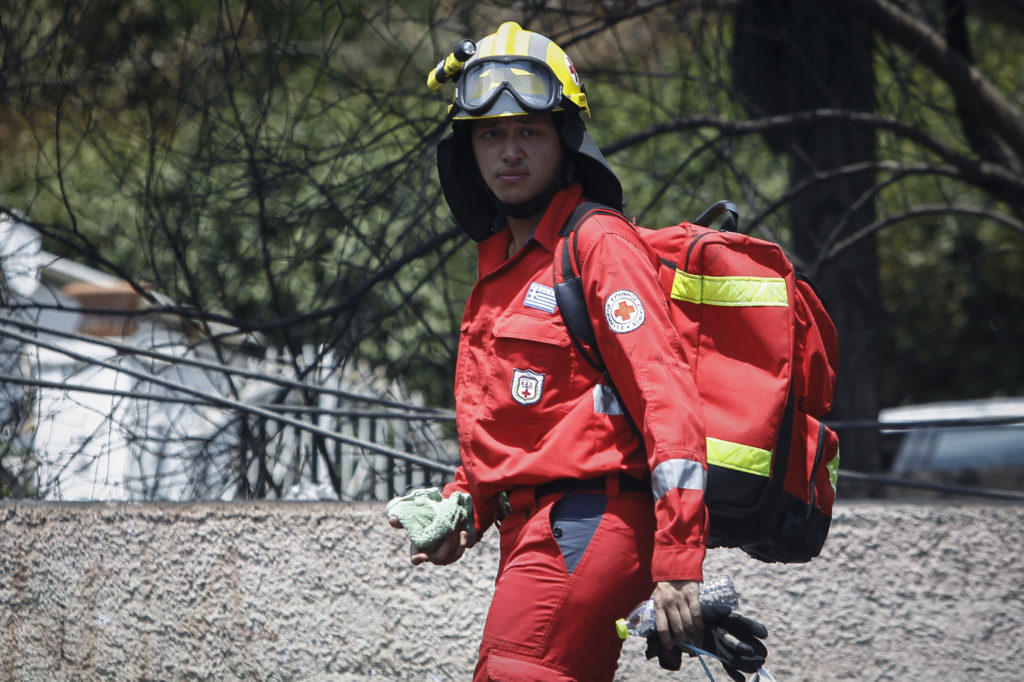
[500,137,524,163]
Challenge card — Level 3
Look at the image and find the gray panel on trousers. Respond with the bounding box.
[550,492,607,574]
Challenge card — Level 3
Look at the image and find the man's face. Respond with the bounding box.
[470,113,563,208]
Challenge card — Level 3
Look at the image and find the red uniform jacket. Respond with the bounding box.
[443,183,708,581]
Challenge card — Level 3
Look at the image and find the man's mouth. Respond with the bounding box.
[497,167,528,182]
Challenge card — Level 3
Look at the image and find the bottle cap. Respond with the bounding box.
[614,618,629,640]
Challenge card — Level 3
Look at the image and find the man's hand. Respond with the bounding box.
[388,516,468,566]
[651,580,703,651]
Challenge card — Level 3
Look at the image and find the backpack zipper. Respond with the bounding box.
[684,230,718,270]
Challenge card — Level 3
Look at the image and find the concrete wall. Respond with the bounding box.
[1,500,1021,681]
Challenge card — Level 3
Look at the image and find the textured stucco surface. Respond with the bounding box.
[1,500,1022,681]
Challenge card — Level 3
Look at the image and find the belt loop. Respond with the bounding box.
[604,473,620,497]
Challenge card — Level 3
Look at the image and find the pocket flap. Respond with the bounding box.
[493,314,570,347]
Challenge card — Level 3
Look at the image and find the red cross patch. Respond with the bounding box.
[604,290,645,333]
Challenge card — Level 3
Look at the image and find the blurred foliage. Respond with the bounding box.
[867,6,1024,404]
[1,0,1023,419]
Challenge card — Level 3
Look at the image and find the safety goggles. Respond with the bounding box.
[454,58,563,116]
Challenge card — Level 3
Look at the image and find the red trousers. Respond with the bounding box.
[474,488,656,681]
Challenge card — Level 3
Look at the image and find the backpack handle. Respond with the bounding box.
[694,200,739,231]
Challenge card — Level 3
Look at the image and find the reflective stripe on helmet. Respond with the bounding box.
[481,21,546,62]
[652,457,707,501]
[706,437,772,477]
[670,271,788,307]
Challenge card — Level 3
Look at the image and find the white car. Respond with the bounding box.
[880,397,1024,491]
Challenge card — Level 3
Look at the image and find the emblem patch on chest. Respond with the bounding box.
[511,368,546,405]
[604,289,646,333]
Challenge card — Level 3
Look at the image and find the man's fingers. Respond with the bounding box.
[652,580,703,649]
[655,601,689,649]
[663,598,699,645]
[392,516,469,567]
[411,529,469,567]
[667,603,688,645]
[434,529,469,565]
[686,591,704,637]
[654,604,674,650]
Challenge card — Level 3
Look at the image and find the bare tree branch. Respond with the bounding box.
[827,204,1024,264]
[745,159,965,243]
[603,108,1024,201]
[837,0,1024,164]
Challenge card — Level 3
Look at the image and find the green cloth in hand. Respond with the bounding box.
[386,487,473,551]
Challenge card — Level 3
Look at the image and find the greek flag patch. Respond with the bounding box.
[524,282,557,313]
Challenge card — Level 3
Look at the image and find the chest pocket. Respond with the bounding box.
[490,313,573,412]
[493,313,571,347]
[491,311,573,358]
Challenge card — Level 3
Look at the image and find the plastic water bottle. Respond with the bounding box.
[616,576,777,681]
[615,574,739,641]
[698,574,740,613]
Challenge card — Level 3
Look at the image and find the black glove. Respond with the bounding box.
[644,635,682,671]
[700,602,769,681]
[640,601,768,677]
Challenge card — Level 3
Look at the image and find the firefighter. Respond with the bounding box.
[391,21,708,680]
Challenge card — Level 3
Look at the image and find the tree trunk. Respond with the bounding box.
[732,0,883,487]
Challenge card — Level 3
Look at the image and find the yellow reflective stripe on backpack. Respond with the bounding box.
[671,270,788,307]
[706,437,772,477]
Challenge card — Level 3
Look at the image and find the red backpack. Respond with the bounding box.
[554,201,840,563]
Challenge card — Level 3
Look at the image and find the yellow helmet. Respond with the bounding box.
[435,22,622,240]
[450,21,589,120]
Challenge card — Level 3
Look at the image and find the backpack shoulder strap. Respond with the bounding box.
[553,202,624,374]
[557,201,625,274]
